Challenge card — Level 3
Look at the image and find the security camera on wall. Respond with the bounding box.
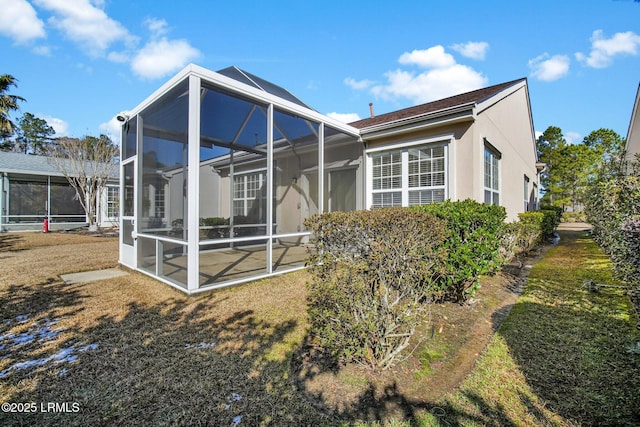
[116,112,129,122]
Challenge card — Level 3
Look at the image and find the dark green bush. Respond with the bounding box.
[540,209,561,237]
[414,199,506,302]
[621,217,640,286]
[541,205,563,223]
[304,208,446,369]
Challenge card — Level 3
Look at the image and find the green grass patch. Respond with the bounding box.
[414,347,446,380]
[427,230,640,426]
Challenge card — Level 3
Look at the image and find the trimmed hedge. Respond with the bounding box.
[304,208,446,369]
[585,174,640,284]
[414,199,506,302]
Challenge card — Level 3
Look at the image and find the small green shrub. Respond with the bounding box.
[499,220,541,261]
[561,211,587,223]
[415,199,506,302]
[518,211,545,244]
[305,208,446,369]
[540,209,561,237]
[200,217,228,226]
[541,205,563,223]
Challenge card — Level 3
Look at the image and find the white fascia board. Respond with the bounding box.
[0,169,66,178]
[124,64,360,138]
[625,82,640,153]
[125,65,194,118]
[359,105,475,140]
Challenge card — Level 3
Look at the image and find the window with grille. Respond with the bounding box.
[370,143,446,208]
[233,171,266,221]
[484,142,500,206]
[107,186,119,218]
[154,185,165,218]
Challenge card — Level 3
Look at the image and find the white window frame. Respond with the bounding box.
[366,135,451,209]
[107,185,119,218]
[483,141,501,206]
[232,168,267,219]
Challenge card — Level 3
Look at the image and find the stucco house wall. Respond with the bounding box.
[625,82,640,168]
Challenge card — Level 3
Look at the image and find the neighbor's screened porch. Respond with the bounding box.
[124,67,362,293]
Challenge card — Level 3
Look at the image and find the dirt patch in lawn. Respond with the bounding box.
[293,246,552,421]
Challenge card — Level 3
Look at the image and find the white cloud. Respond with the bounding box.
[451,41,489,60]
[565,131,582,145]
[348,45,487,105]
[34,0,135,56]
[399,45,455,69]
[32,44,52,56]
[0,0,46,44]
[131,38,200,79]
[99,114,126,145]
[41,115,68,136]
[344,77,374,90]
[371,64,487,104]
[528,53,570,81]
[144,17,169,37]
[576,30,640,68]
[326,112,361,123]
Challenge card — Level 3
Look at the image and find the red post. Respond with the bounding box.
[42,218,49,233]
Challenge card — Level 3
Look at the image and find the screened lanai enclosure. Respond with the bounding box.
[119,65,363,293]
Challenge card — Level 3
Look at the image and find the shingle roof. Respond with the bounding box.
[0,151,119,180]
[349,78,526,129]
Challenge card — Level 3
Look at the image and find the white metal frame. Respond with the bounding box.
[120,65,361,294]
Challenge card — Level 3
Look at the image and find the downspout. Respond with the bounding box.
[47,175,51,226]
[0,172,5,232]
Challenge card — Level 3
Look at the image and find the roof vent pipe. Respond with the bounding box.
[369,102,374,118]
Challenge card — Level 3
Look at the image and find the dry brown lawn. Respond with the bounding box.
[0,232,324,426]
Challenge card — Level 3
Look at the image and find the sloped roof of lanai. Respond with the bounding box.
[349,78,527,130]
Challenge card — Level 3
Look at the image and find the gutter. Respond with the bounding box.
[358,103,476,140]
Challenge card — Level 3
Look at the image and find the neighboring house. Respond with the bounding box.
[0,151,119,232]
[118,64,540,294]
[625,82,640,168]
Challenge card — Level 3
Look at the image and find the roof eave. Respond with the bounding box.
[358,104,476,140]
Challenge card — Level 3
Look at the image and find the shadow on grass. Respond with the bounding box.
[0,234,23,252]
[0,279,331,426]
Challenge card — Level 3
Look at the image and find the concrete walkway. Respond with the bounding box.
[556,222,592,232]
[61,268,129,284]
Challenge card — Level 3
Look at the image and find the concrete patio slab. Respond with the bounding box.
[61,268,129,284]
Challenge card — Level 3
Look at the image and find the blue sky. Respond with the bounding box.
[2,0,639,146]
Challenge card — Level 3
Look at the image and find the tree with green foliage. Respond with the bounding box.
[536,126,567,206]
[14,112,56,154]
[0,74,25,136]
[537,126,626,210]
[582,128,626,179]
